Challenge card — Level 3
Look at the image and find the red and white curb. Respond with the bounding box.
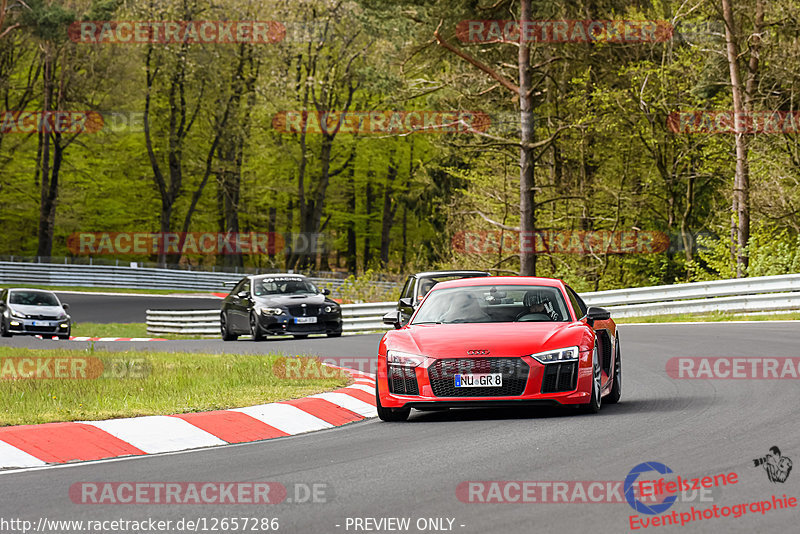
[0,370,376,469]
[34,336,167,341]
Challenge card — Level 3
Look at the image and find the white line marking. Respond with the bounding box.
[0,440,48,469]
[342,384,374,394]
[232,403,333,434]
[310,392,377,418]
[81,416,226,454]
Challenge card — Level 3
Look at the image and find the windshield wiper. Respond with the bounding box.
[412,321,442,325]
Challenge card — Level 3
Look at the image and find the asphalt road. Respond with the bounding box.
[52,291,222,324]
[1,323,798,534]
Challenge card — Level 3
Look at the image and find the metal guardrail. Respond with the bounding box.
[145,273,800,335]
[147,304,396,335]
[0,261,398,298]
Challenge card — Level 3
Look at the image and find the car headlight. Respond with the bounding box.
[57,312,68,320]
[9,309,25,319]
[324,305,339,313]
[386,350,425,368]
[258,307,285,316]
[530,346,580,364]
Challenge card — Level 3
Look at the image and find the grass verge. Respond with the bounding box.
[0,284,221,296]
[615,311,800,323]
[0,348,349,426]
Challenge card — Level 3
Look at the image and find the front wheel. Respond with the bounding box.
[221,313,238,341]
[327,332,342,338]
[376,385,410,422]
[249,313,265,341]
[580,346,602,414]
[606,337,622,404]
[293,334,308,339]
[58,330,70,340]
[0,319,11,338]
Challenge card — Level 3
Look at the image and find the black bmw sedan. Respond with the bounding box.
[220,274,343,341]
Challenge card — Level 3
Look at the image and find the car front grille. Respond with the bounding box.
[387,364,419,395]
[428,358,529,397]
[26,314,59,320]
[541,361,578,393]
[288,305,321,316]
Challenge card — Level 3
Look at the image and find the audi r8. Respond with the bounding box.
[376,277,621,421]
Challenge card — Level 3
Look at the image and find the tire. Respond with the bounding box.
[249,313,265,341]
[606,336,622,404]
[292,334,308,339]
[580,346,602,414]
[376,384,410,422]
[58,329,71,340]
[220,313,238,341]
[0,319,11,338]
[327,332,342,338]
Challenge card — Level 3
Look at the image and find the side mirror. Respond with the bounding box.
[321,288,331,296]
[586,306,611,326]
[398,297,413,308]
[382,311,402,329]
[62,303,70,310]
[237,291,249,299]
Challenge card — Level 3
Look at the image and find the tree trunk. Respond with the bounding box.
[518,0,536,276]
[380,160,398,267]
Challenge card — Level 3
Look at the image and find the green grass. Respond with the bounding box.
[615,311,800,324]
[71,323,205,340]
[0,348,349,426]
[0,284,222,295]
[71,322,151,338]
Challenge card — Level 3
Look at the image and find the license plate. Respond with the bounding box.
[455,373,502,387]
[294,317,317,324]
[32,321,52,327]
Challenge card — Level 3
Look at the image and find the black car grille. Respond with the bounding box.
[27,314,59,320]
[541,361,578,393]
[288,305,321,316]
[428,358,529,397]
[387,364,419,395]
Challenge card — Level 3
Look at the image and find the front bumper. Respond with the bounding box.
[255,313,342,335]
[5,317,71,335]
[377,353,594,409]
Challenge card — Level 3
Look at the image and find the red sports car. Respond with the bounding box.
[376,277,621,421]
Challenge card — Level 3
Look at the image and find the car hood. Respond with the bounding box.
[252,294,331,307]
[8,304,65,316]
[385,322,590,358]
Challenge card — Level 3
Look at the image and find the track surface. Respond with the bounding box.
[52,291,221,324]
[1,323,799,533]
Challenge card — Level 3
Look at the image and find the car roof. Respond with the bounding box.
[6,288,58,293]
[430,276,565,290]
[413,270,490,279]
[248,273,308,280]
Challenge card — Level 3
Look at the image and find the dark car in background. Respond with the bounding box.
[220,274,342,340]
[0,288,72,339]
[384,270,491,327]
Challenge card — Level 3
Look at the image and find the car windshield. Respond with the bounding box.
[9,290,60,306]
[253,278,318,296]
[411,285,571,324]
